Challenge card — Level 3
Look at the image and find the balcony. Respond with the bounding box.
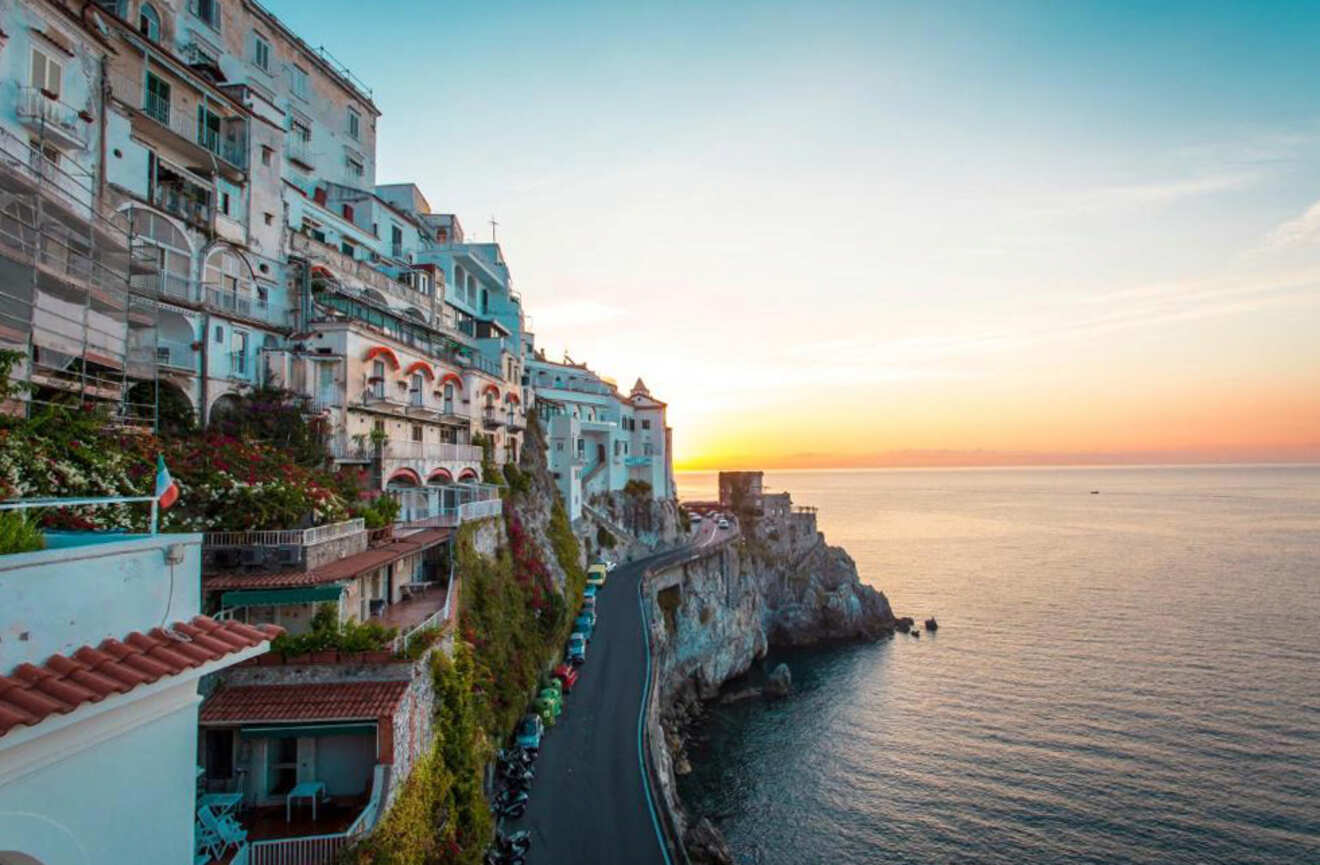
[205,284,289,328]
[481,407,503,429]
[361,387,406,411]
[436,404,468,427]
[385,441,484,463]
[286,135,315,170]
[156,339,198,372]
[152,182,212,230]
[121,75,247,180]
[229,350,249,377]
[16,87,90,150]
[132,270,202,304]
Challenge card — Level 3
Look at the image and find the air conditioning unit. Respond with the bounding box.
[239,547,264,568]
[275,545,302,566]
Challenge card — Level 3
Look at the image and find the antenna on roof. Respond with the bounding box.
[489,215,499,242]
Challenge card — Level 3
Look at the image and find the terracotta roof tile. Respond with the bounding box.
[0,616,282,739]
[200,680,410,724]
[203,529,451,592]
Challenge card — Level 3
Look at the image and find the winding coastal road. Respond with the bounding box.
[514,518,733,865]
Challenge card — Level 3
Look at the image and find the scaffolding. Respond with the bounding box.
[0,107,161,431]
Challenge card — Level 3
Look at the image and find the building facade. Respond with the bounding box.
[0,530,277,865]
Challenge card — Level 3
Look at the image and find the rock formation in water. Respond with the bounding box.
[641,504,897,861]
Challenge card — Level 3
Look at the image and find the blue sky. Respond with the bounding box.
[271,0,1320,466]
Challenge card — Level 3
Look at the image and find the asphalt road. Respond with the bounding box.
[512,520,734,865]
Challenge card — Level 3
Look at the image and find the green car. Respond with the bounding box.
[534,696,558,726]
[543,678,563,700]
[538,688,563,716]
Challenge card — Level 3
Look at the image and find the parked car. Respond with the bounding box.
[553,663,579,692]
[573,612,595,640]
[584,584,598,599]
[690,512,702,524]
[538,688,563,717]
[543,677,563,699]
[587,562,608,587]
[566,633,587,665]
[581,595,597,613]
[717,518,730,529]
[515,714,544,750]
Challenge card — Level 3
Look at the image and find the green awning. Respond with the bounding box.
[240,723,377,740]
[221,585,345,608]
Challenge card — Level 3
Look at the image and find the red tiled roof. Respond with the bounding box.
[0,617,282,738]
[203,529,451,592]
[200,680,410,724]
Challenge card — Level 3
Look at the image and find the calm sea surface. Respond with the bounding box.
[673,465,1320,865]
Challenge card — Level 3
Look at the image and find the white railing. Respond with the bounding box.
[391,606,448,655]
[133,270,202,303]
[385,441,483,462]
[155,339,197,370]
[459,498,503,521]
[16,87,90,148]
[203,518,364,549]
[249,833,348,865]
[247,765,385,865]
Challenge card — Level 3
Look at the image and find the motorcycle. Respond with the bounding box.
[496,830,531,856]
[493,789,528,819]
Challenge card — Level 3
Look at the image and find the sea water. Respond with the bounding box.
[674,465,1320,864]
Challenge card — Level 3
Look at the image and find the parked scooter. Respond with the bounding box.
[484,830,531,865]
[493,788,529,819]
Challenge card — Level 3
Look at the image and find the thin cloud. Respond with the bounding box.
[1262,199,1320,249]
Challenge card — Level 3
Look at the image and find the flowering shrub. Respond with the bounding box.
[0,415,350,533]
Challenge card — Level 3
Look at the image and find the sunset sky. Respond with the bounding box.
[277,0,1320,469]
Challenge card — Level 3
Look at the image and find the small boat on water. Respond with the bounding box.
[1090,490,1100,494]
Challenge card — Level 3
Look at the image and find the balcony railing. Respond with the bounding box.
[132,81,248,172]
[152,183,211,228]
[133,271,202,303]
[16,87,90,149]
[248,765,385,865]
[386,486,503,527]
[203,518,365,550]
[205,284,289,327]
[286,135,314,168]
[156,339,198,371]
[0,125,97,220]
[385,441,484,463]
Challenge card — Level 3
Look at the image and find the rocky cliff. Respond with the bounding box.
[642,508,896,863]
[582,487,685,559]
[649,510,895,700]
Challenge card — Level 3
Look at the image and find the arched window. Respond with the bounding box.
[203,247,255,308]
[138,2,160,41]
[443,382,454,414]
[130,207,192,300]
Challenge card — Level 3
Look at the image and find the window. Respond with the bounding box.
[291,64,309,99]
[264,212,274,226]
[410,373,424,406]
[347,107,360,140]
[556,441,564,452]
[197,106,221,152]
[411,424,423,442]
[644,442,654,456]
[253,34,271,71]
[214,325,223,343]
[138,3,160,41]
[340,240,355,257]
[144,72,170,123]
[31,48,62,99]
[371,359,385,398]
[220,191,230,215]
[260,145,273,166]
[195,0,220,29]
[641,419,651,430]
[346,156,364,178]
[231,331,248,374]
[291,119,311,142]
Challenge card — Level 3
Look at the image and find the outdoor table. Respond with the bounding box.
[199,792,243,817]
[286,781,326,822]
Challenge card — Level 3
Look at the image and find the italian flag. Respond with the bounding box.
[155,455,179,509]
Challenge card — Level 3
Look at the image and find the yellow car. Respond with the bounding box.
[586,562,608,587]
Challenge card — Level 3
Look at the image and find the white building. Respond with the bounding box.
[529,357,674,521]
